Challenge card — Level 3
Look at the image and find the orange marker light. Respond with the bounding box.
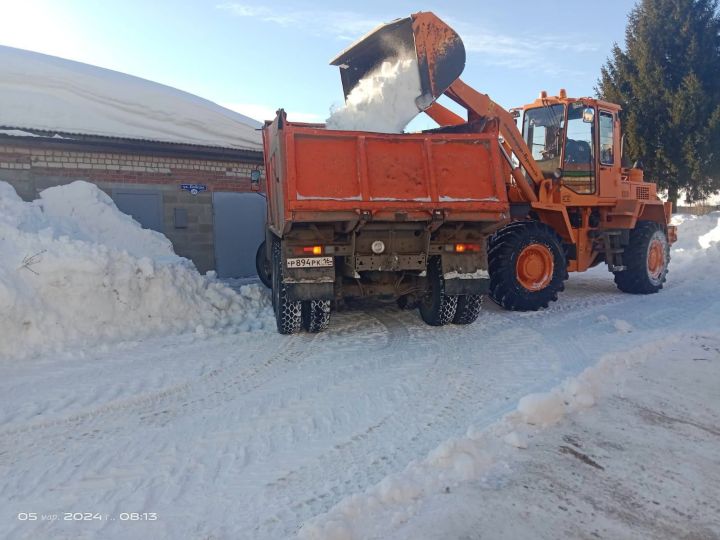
[455,243,481,253]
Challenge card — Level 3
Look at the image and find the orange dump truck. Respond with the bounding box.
[256,12,674,334]
[257,113,509,333]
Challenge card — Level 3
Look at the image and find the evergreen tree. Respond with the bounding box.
[597,0,720,208]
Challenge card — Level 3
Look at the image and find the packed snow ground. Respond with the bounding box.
[0,181,273,360]
[0,213,719,539]
[363,336,720,540]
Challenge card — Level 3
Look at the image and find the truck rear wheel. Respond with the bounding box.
[613,221,669,294]
[452,294,483,325]
[256,241,272,288]
[419,256,458,326]
[302,299,331,332]
[272,239,302,334]
[488,221,568,311]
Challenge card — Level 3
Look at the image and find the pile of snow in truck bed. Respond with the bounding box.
[0,45,262,150]
[326,54,422,133]
[0,181,273,360]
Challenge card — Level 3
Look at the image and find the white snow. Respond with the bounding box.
[1,212,719,539]
[382,336,720,540]
[516,391,566,426]
[298,335,700,540]
[613,318,633,333]
[326,54,422,133]
[0,45,262,150]
[444,269,490,280]
[0,180,273,360]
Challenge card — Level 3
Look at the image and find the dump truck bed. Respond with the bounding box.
[262,112,510,233]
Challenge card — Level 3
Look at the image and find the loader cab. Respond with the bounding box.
[521,96,622,198]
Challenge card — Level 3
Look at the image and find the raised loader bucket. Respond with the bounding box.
[329,12,466,111]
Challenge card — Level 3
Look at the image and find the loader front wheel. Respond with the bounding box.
[613,221,669,294]
[272,239,302,334]
[488,221,568,311]
[419,256,458,326]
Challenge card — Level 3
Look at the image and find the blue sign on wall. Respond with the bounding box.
[180,184,208,195]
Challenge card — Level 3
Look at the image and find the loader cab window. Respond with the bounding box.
[563,103,596,194]
[599,111,614,165]
[522,104,564,179]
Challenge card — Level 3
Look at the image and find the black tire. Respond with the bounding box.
[488,221,568,311]
[419,256,458,326]
[613,221,669,294]
[256,241,272,288]
[452,294,483,325]
[271,239,302,334]
[302,299,331,332]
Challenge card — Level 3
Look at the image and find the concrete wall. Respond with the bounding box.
[0,141,265,274]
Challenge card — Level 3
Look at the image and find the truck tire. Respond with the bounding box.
[419,256,458,326]
[613,221,669,294]
[271,239,302,334]
[452,294,483,325]
[488,221,568,311]
[256,241,272,288]
[302,299,331,332]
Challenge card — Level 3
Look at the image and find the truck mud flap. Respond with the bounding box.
[444,278,490,295]
[286,282,335,302]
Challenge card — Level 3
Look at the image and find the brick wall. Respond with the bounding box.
[0,140,265,274]
[0,143,264,191]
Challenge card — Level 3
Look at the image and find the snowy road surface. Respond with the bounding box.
[1,216,720,539]
[379,335,720,540]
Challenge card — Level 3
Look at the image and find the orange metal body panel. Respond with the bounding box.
[262,113,510,234]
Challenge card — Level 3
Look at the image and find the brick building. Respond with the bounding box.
[0,45,266,277]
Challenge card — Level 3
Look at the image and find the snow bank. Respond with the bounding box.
[326,54,422,133]
[669,212,720,285]
[298,337,684,540]
[0,181,273,360]
[0,45,261,150]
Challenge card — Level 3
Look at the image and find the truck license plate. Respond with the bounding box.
[286,257,334,269]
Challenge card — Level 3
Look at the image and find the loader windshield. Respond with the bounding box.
[522,105,564,179]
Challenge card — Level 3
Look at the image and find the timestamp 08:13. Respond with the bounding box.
[18,512,158,522]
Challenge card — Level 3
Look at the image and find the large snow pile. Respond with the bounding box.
[0,45,261,150]
[326,54,422,133]
[0,181,273,360]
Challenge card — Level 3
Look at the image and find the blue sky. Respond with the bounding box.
[1,0,637,127]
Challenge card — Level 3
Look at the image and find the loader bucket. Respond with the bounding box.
[329,12,466,111]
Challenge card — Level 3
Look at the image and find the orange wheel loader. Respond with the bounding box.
[255,12,675,334]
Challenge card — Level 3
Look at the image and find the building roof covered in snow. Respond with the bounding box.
[0,45,262,153]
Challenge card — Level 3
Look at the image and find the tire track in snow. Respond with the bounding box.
[253,308,564,538]
[4,263,719,540]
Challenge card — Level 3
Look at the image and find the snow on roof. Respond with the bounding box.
[0,45,262,152]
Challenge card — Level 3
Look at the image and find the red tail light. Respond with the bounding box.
[301,245,323,255]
